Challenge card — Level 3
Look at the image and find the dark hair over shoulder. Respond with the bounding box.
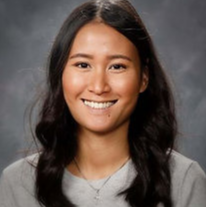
[34,0,177,206]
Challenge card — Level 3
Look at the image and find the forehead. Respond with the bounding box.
[69,21,139,59]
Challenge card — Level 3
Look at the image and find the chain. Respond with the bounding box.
[73,157,130,202]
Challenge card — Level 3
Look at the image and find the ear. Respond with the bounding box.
[139,66,149,93]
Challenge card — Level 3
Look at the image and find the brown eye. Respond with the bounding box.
[75,62,90,68]
[110,64,126,70]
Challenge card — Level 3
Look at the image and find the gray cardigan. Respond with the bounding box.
[0,151,205,207]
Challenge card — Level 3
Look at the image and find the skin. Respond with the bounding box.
[62,21,148,180]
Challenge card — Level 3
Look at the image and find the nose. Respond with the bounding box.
[88,70,111,95]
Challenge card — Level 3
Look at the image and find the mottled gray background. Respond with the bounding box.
[0,0,205,173]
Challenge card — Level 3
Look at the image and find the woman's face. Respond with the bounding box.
[62,21,148,134]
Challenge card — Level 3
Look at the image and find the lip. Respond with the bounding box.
[81,98,118,103]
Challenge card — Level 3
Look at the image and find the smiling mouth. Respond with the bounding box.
[82,99,117,109]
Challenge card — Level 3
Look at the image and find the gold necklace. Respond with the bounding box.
[73,157,130,203]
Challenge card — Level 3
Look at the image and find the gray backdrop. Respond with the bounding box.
[0,0,205,173]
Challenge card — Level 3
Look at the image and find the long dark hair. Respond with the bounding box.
[35,0,177,206]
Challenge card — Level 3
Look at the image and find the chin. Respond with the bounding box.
[82,124,116,135]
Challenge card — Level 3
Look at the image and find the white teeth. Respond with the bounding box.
[83,100,115,109]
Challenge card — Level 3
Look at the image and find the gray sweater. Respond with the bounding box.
[0,151,205,207]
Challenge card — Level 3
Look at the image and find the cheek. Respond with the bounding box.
[111,74,140,97]
[62,70,85,101]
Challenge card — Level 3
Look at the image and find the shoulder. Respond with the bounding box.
[170,150,205,179]
[2,153,39,178]
[170,150,200,171]
[0,153,40,207]
[170,150,205,207]
[0,153,39,192]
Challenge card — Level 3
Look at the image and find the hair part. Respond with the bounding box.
[34,0,177,207]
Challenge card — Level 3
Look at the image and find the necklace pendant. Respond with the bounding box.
[94,192,100,201]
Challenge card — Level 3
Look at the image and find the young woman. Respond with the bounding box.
[0,0,205,207]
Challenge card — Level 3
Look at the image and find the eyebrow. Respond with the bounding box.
[69,53,132,62]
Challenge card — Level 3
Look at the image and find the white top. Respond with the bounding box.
[0,150,205,207]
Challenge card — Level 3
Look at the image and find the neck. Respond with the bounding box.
[68,125,130,180]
